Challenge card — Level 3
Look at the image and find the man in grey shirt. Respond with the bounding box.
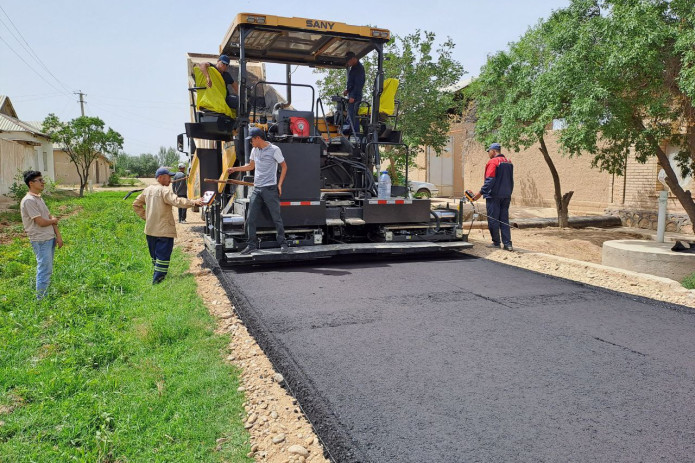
[20,170,63,299]
[227,127,288,254]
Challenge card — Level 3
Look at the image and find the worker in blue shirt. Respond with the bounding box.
[472,143,514,251]
[343,51,365,134]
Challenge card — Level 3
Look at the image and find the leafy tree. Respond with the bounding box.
[314,31,464,183]
[157,146,181,168]
[555,0,695,230]
[115,153,159,178]
[43,115,123,196]
[473,1,600,227]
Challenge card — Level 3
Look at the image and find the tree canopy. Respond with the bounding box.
[314,30,464,183]
[475,0,695,229]
[43,115,123,196]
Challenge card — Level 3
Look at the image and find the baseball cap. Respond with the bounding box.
[178,162,185,168]
[487,142,501,152]
[218,54,231,65]
[155,166,176,178]
[245,127,266,140]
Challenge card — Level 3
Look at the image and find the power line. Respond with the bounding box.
[0,4,73,94]
[0,32,70,96]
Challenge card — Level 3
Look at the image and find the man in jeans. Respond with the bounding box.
[20,170,63,299]
[227,127,288,254]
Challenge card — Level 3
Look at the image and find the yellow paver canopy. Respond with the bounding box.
[220,13,390,68]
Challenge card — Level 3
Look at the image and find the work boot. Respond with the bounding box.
[485,243,501,249]
[503,244,514,252]
[240,245,257,255]
[280,242,290,253]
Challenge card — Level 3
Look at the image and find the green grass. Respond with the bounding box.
[683,272,695,290]
[0,192,251,462]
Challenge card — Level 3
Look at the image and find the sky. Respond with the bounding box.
[0,0,570,157]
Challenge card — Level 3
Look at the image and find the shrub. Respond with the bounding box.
[683,272,695,290]
[8,170,29,203]
[108,172,120,186]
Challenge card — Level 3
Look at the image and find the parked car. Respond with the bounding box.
[408,180,439,198]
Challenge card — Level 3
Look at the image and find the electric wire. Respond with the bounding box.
[0,5,73,94]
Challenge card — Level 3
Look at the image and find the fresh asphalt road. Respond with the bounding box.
[212,253,695,463]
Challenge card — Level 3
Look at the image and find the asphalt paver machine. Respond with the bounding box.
[180,13,472,265]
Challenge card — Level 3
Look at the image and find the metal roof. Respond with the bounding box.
[0,112,49,138]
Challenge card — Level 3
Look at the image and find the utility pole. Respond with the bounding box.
[74,90,86,116]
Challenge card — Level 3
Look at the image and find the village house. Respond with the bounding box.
[0,95,113,195]
[0,95,54,195]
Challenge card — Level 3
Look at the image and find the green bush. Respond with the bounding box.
[683,272,695,289]
[8,170,28,203]
[108,172,120,186]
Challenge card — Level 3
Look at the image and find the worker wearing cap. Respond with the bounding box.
[172,162,188,223]
[133,167,203,283]
[227,127,289,255]
[343,51,365,134]
[472,143,514,251]
[195,54,239,113]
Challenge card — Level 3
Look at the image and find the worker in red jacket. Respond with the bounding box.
[472,143,514,251]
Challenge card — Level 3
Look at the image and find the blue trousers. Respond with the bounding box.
[246,185,285,248]
[30,238,55,299]
[146,235,174,284]
[485,197,512,246]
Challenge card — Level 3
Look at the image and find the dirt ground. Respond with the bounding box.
[173,209,695,463]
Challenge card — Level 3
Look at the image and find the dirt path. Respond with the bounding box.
[176,213,695,462]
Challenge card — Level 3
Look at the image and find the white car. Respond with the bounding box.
[408,181,439,198]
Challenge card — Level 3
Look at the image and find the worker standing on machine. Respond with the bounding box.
[472,143,514,251]
[343,51,365,134]
[227,127,289,255]
[133,167,204,284]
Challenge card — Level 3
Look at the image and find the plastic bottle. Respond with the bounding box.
[378,171,392,199]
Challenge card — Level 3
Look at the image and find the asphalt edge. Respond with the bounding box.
[200,250,368,463]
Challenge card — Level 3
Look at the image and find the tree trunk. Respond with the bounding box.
[653,144,695,234]
[538,136,573,228]
[639,121,695,235]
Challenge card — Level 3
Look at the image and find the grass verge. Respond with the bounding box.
[0,191,250,462]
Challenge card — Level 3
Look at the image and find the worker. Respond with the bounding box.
[227,127,288,255]
[132,167,203,284]
[343,51,365,134]
[20,170,63,299]
[472,143,514,251]
[195,54,239,114]
[172,162,188,223]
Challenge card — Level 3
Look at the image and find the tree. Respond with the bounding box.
[115,152,159,177]
[314,31,465,183]
[473,1,601,227]
[555,0,695,231]
[157,146,181,168]
[43,115,123,196]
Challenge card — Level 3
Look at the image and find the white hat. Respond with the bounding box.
[178,162,185,168]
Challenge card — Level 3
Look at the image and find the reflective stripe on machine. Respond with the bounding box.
[367,199,413,205]
[280,201,322,206]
